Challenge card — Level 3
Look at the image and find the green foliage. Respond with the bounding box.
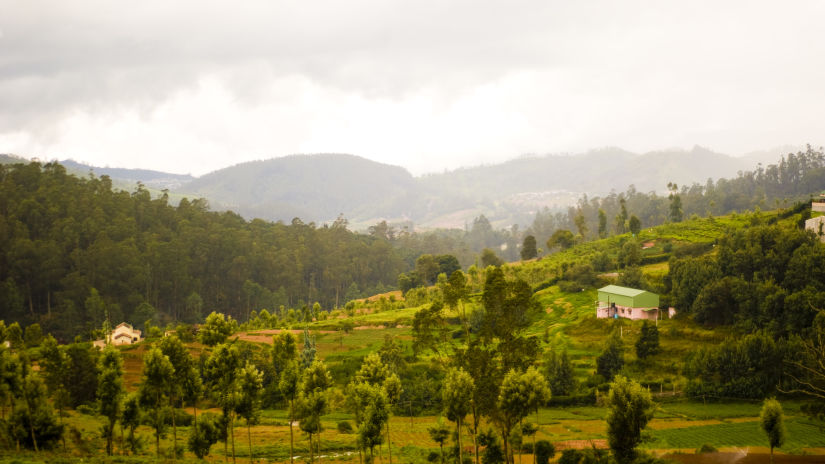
[97,346,124,455]
[188,413,221,459]
[481,248,504,268]
[521,235,538,260]
[544,349,576,396]
[138,347,175,456]
[547,230,575,251]
[635,321,659,359]
[535,440,555,464]
[64,342,99,408]
[686,332,782,399]
[412,302,447,355]
[760,398,786,457]
[606,376,655,464]
[596,332,624,382]
[8,370,64,450]
[198,312,235,346]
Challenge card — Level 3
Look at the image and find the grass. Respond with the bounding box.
[643,417,825,451]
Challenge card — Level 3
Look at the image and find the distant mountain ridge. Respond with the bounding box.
[173,146,784,229]
[2,147,794,229]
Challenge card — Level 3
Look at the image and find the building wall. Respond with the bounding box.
[812,202,825,213]
[596,304,659,320]
[805,216,825,242]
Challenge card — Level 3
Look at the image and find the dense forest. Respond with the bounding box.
[0,162,409,340]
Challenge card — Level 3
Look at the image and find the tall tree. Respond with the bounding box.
[521,236,538,261]
[98,346,125,455]
[160,334,201,459]
[606,376,654,464]
[236,362,263,464]
[760,398,785,464]
[299,359,331,464]
[443,368,474,464]
[596,332,624,381]
[138,347,175,457]
[205,343,242,464]
[635,321,659,360]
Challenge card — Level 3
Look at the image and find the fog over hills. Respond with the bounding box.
[5,146,792,230]
[171,147,788,229]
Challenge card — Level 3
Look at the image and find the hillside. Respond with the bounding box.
[173,147,778,228]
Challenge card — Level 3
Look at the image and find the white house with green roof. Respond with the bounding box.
[596,285,672,320]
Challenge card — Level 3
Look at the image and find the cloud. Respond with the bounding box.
[1,0,825,174]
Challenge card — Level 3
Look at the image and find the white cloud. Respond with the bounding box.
[1,0,825,174]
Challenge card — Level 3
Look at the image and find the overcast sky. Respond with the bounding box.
[1,1,823,176]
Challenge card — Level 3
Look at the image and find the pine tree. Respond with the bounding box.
[98,346,124,455]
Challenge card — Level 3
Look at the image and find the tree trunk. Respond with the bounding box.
[248,422,253,464]
[457,418,463,464]
[471,404,480,464]
[309,433,314,464]
[231,413,236,464]
[289,399,295,464]
[172,402,177,460]
[386,418,392,464]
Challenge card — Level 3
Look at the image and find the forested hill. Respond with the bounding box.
[0,162,409,341]
[173,147,781,228]
[179,154,419,224]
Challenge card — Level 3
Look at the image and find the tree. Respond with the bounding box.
[760,398,785,463]
[415,254,441,285]
[784,310,825,400]
[189,413,221,459]
[299,359,331,464]
[521,236,538,260]
[597,209,607,238]
[428,419,450,464]
[236,362,263,464]
[606,376,654,464]
[138,347,174,457]
[357,385,389,464]
[596,332,624,381]
[205,343,242,463]
[412,302,447,355]
[667,182,683,223]
[628,215,641,236]
[498,369,533,464]
[160,334,201,459]
[574,210,588,238]
[544,349,576,396]
[384,374,403,464]
[9,369,63,451]
[199,312,235,346]
[38,336,69,450]
[546,230,574,252]
[443,368,474,464]
[481,248,504,268]
[97,346,124,455]
[280,360,301,464]
[121,393,142,455]
[635,321,659,360]
[520,367,551,464]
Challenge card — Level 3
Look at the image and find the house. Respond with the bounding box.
[805,216,825,242]
[595,285,673,321]
[93,322,142,348]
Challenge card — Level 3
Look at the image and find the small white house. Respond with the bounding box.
[93,322,142,348]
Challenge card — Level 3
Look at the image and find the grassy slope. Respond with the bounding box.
[31,209,824,462]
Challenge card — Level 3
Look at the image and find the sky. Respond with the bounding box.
[1,1,824,176]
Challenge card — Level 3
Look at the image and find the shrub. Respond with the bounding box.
[696,443,718,454]
[337,420,354,434]
[535,440,555,464]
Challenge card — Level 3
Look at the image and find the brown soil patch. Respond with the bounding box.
[666,452,825,464]
[554,440,608,450]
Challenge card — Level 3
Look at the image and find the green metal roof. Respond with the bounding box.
[598,285,647,297]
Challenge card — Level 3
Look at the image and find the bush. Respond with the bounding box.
[696,443,718,454]
[337,420,354,434]
[558,448,609,464]
[535,440,555,464]
[188,414,221,459]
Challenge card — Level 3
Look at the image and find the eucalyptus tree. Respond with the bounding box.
[605,376,654,464]
[443,368,474,464]
[236,362,263,464]
[97,345,125,455]
[273,332,300,464]
[299,359,332,464]
[520,367,551,464]
[160,334,202,459]
[383,374,403,464]
[139,347,175,457]
[205,343,242,463]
